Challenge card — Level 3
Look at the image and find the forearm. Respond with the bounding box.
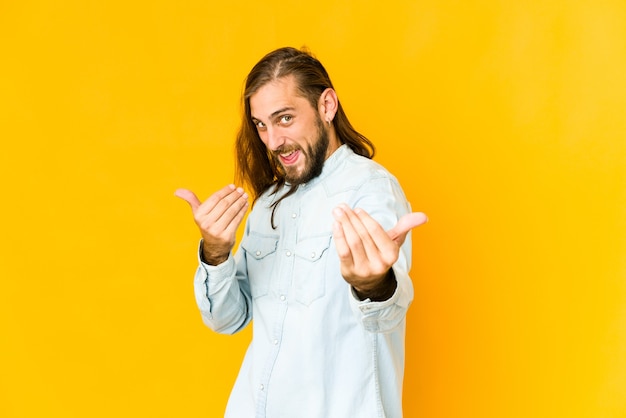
[194,243,252,334]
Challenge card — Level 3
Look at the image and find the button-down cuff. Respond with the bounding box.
[194,240,236,319]
[348,275,412,333]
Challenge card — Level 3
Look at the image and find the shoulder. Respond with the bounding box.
[326,147,402,194]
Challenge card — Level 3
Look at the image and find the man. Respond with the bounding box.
[176,47,427,418]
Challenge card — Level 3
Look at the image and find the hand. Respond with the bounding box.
[175,185,249,265]
[332,204,428,300]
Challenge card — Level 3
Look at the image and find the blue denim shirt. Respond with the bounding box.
[194,145,414,418]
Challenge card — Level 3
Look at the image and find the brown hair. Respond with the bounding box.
[234,47,375,204]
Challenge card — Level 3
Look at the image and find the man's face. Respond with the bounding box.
[250,75,338,185]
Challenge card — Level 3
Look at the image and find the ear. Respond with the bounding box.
[318,88,338,124]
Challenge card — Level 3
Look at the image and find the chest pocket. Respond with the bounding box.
[241,233,279,299]
[293,234,333,306]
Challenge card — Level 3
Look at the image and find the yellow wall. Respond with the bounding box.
[1,1,624,417]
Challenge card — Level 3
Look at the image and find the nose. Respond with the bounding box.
[265,126,285,152]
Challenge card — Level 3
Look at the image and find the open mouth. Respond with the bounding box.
[278,149,300,165]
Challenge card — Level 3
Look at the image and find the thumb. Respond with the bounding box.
[174,188,202,212]
[387,212,428,246]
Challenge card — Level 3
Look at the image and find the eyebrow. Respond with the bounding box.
[252,106,296,121]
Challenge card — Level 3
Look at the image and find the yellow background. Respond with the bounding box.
[1,0,625,417]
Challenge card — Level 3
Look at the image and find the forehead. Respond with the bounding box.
[250,75,313,119]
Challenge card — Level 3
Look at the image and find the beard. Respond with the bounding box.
[274,117,329,185]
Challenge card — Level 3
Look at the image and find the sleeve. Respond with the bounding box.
[346,170,415,333]
[193,238,253,335]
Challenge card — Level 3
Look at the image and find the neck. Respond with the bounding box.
[325,126,341,160]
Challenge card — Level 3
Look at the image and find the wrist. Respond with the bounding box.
[353,269,397,302]
[200,242,229,266]
[201,253,229,266]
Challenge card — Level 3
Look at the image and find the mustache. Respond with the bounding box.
[273,145,301,156]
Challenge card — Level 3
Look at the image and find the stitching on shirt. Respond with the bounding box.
[371,333,386,417]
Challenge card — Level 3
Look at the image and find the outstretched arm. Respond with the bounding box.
[176,184,252,334]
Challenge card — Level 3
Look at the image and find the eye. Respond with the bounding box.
[254,120,266,131]
[279,115,293,125]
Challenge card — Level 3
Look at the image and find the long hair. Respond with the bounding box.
[234,47,375,207]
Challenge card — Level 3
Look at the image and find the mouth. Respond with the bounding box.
[277,149,300,165]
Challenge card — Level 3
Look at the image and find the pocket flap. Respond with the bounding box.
[295,235,332,262]
[241,235,279,260]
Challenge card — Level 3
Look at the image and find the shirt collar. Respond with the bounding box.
[299,144,351,189]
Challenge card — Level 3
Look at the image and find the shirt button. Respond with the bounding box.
[260,384,264,391]
[280,295,286,301]
[291,213,297,219]
[310,252,316,259]
[255,251,261,256]
[273,339,279,345]
[285,250,292,257]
